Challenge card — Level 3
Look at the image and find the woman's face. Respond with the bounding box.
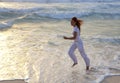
[71,20,76,27]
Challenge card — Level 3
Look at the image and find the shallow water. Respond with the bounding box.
[0,2,120,83]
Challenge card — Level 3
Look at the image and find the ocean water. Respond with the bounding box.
[0,2,120,83]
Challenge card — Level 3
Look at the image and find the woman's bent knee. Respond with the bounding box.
[68,50,72,56]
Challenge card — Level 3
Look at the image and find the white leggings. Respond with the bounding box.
[68,40,90,66]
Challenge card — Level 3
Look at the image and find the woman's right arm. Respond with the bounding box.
[63,32,77,40]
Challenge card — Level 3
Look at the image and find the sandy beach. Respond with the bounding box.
[0,79,27,83]
[101,75,120,83]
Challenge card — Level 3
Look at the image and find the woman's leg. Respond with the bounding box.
[68,42,78,65]
[76,41,90,70]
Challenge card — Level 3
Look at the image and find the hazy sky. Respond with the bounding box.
[0,0,118,2]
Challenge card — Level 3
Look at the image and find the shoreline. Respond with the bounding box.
[100,75,120,83]
[0,79,27,83]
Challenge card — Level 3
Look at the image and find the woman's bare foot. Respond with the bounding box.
[86,66,89,70]
[72,63,78,67]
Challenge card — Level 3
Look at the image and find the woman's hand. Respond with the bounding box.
[63,36,68,39]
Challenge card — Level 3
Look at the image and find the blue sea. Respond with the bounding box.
[0,1,120,83]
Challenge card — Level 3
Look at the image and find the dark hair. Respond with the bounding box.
[72,17,83,31]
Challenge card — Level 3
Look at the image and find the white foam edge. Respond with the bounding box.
[95,73,120,83]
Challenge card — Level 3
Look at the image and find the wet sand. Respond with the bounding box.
[0,79,27,83]
[101,75,120,83]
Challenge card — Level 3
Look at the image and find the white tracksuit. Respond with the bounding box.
[68,26,90,66]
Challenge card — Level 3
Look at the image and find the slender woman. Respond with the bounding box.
[63,17,90,70]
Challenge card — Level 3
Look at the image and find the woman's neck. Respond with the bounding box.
[73,25,76,27]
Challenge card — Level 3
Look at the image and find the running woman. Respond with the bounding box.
[63,17,90,70]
